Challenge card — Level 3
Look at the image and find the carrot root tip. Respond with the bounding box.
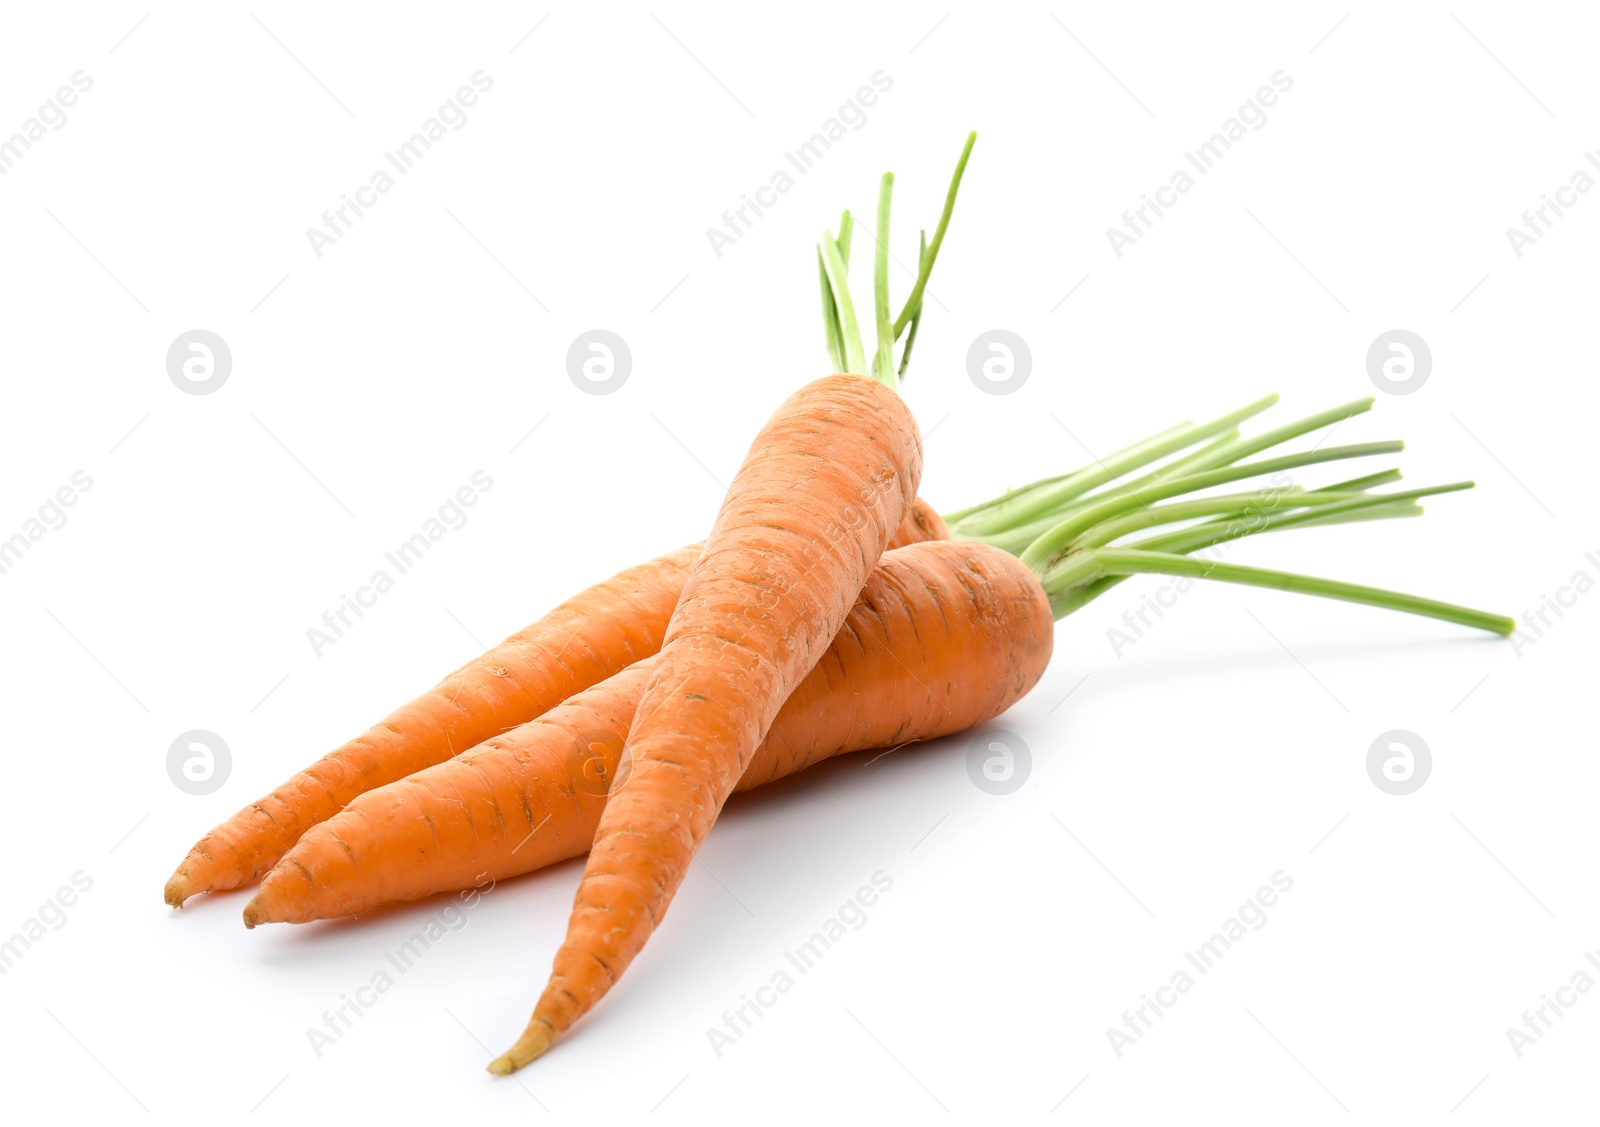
[487,1025,554,1075]
[163,875,191,909]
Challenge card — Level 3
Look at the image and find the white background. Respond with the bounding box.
[0,2,1594,1123]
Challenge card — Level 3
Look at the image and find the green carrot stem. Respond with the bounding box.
[1287,504,1423,529]
[1170,397,1376,478]
[1043,486,1454,593]
[1165,482,1470,551]
[1117,430,1244,489]
[1077,487,1349,549]
[940,421,1196,526]
[1056,548,1515,635]
[1087,481,1473,553]
[818,230,866,375]
[1018,441,1406,573]
[954,395,1280,536]
[1129,497,1424,558]
[892,131,976,338]
[817,248,845,373]
[1317,469,1403,493]
[1102,398,1381,517]
[898,230,927,380]
[990,485,1322,561]
[1052,502,1425,616]
[871,173,897,388]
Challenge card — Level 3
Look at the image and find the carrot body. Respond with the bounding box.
[164,501,946,906]
[244,540,1053,924]
[508,374,922,1068]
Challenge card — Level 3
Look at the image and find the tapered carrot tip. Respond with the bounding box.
[241,896,271,929]
[487,1025,555,1075]
[163,874,192,908]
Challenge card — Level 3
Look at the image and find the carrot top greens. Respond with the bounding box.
[943,396,1514,635]
[815,138,1510,636]
[818,131,977,390]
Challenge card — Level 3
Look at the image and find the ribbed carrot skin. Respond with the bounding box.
[164,500,947,906]
[244,541,1053,925]
[516,374,922,1064]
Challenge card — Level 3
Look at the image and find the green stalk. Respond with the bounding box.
[799,153,1510,639]
[1041,486,1461,595]
[1018,441,1406,574]
[1127,430,1244,485]
[818,212,856,371]
[1317,469,1403,493]
[818,230,866,375]
[938,393,1510,634]
[814,135,977,385]
[871,173,896,389]
[942,420,1204,527]
[892,131,976,338]
[817,248,845,373]
[1067,398,1381,529]
[1074,487,1353,550]
[942,424,1188,526]
[897,230,927,380]
[954,395,1280,536]
[1081,482,1469,554]
[1057,549,1515,635]
[1164,397,1376,478]
[1054,502,1424,616]
[1130,495,1418,558]
[1285,503,1423,529]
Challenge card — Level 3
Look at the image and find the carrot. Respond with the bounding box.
[162,501,948,907]
[241,539,1054,925]
[497,144,980,1070]
[500,376,919,1069]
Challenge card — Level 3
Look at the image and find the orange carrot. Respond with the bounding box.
[500,372,923,1070]
[163,503,948,906]
[243,540,1053,925]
